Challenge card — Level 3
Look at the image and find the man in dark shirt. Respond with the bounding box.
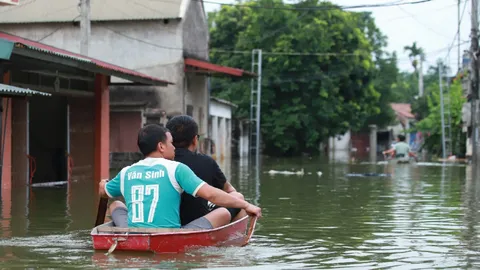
[166,115,247,226]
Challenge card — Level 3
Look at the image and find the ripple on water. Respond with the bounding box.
[0,232,89,249]
[0,160,479,269]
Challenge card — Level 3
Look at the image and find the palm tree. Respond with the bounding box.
[404,42,425,70]
[404,42,425,96]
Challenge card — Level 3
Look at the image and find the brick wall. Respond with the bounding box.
[110,111,142,153]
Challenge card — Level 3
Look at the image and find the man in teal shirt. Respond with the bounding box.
[382,134,418,162]
[99,124,261,229]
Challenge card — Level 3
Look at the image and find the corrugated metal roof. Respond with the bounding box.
[0,32,173,85]
[210,97,237,108]
[390,103,415,119]
[0,0,185,23]
[0,83,52,96]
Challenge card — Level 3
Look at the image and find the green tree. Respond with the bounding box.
[411,60,450,121]
[391,72,418,103]
[357,12,398,129]
[415,73,466,156]
[361,52,398,129]
[209,0,389,155]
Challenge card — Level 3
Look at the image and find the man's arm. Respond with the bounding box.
[98,171,123,198]
[382,148,395,155]
[175,163,260,216]
[196,184,261,217]
[223,182,237,193]
[99,179,109,198]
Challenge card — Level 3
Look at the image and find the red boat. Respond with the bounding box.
[91,215,257,254]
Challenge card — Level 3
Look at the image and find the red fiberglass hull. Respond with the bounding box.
[91,216,257,254]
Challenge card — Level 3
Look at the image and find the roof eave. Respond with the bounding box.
[184,57,257,78]
[12,46,170,86]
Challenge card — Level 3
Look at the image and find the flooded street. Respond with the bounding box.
[0,156,479,269]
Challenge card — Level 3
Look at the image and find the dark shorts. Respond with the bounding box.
[111,207,213,230]
[211,205,241,221]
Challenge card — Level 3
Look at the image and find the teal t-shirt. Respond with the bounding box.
[394,142,410,156]
[105,157,206,228]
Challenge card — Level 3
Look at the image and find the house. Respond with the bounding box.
[207,97,237,160]
[0,0,254,166]
[0,31,169,192]
[389,103,416,145]
[331,103,416,159]
[461,52,473,159]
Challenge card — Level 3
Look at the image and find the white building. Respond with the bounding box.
[208,97,236,160]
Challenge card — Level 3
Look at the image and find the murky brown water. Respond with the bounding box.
[0,156,478,269]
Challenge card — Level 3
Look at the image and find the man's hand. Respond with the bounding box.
[245,204,262,217]
[99,178,109,198]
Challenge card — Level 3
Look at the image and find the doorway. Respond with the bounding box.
[28,95,68,185]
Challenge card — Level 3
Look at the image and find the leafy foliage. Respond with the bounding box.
[415,75,466,156]
[208,0,398,155]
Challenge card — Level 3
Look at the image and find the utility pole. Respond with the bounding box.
[458,0,461,71]
[418,58,424,97]
[470,0,479,164]
[80,0,90,56]
[439,63,447,159]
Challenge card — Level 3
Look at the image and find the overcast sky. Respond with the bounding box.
[204,0,472,74]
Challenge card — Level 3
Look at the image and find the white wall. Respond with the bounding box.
[238,120,249,158]
[328,131,351,151]
[209,100,232,119]
[185,74,208,135]
[209,99,234,159]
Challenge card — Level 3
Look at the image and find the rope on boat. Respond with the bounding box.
[105,235,128,255]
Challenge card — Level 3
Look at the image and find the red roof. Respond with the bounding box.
[184,58,256,77]
[390,103,415,119]
[0,31,173,85]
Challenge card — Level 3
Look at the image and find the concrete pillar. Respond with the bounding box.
[238,120,243,158]
[369,124,377,162]
[219,117,226,159]
[226,118,231,158]
[94,74,110,184]
[1,71,12,190]
[212,116,218,157]
[1,71,12,238]
[405,120,410,145]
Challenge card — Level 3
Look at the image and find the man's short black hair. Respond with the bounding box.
[166,115,198,148]
[137,124,169,156]
[397,134,406,142]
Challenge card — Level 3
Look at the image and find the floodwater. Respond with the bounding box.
[0,155,479,269]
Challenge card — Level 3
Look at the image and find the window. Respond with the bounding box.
[186,105,194,116]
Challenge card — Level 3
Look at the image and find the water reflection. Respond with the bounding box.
[0,157,480,269]
[1,184,10,238]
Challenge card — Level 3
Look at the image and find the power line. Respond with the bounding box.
[202,0,433,11]
[147,0,433,11]
[396,5,458,40]
[101,23,469,62]
[442,0,469,64]
[379,1,465,24]
[36,15,81,42]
